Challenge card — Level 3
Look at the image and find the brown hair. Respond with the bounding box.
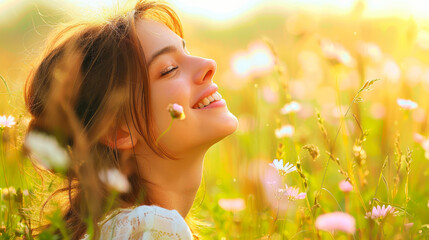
[24,1,188,239]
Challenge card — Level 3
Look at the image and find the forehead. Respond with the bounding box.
[135,19,182,58]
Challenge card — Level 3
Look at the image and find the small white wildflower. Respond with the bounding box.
[269,159,297,176]
[0,115,16,129]
[25,131,70,172]
[275,125,294,138]
[280,101,301,115]
[397,98,418,110]
[99,168,130,193]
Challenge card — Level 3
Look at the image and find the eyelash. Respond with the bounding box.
[160,65,178,76]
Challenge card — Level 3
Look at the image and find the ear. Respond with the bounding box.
[100,124,138,150]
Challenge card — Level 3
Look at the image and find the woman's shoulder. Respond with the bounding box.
[83,205,193,240]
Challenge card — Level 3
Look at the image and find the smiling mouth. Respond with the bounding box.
[193,91,222,109]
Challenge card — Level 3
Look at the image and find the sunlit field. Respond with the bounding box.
[2,0,429,239]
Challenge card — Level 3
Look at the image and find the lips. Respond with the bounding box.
[192,84,222,109]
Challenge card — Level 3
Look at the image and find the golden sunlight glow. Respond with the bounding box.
[43,0,429,22]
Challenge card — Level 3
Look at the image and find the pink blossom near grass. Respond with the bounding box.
[404,222,414,230]
[259,164,290,213]
[365,205,396,220]
[315,212,356,234]
[413,133,425,144]
[218,198,246,211]
[320,39,356,67]
[0,115,16,128]
[338,180,353,193]
[283,184,306,200]
[397,98,418,110]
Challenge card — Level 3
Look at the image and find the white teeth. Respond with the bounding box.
[213,92,221,101]
[195,91,223,109]
[202,98,210,106]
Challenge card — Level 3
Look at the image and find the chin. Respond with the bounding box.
[207,112,238,145]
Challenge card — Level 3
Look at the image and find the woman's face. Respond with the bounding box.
[135,19,238,155]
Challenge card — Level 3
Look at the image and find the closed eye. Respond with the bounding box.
[160,66,178,76]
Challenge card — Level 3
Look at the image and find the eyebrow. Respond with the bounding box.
[147,39,186,67]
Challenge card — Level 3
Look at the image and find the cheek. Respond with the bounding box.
[150,83,190,133]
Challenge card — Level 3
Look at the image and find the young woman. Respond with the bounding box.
[24,1,238,239]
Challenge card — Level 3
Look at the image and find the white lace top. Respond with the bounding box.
[82,205,193,240]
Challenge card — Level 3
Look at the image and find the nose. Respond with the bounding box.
[192,57,217,85]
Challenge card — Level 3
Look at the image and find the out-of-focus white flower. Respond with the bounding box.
[0,115,16,129]
[167,103,185,120]
[280,101,301,115]
[397,98,418,110]
[382,59,401,83]
[25,131,70,172]
[269,159,296,176]
[283,184,306,200]
[275,125,294,138]
[339,180,353,193]
[99,168,130,193]
[230,41,275,78]
[218,198,246,211]
[316,212,356,234]
[320,39,356,68]
[365,205,397,220]
[357,41,383,63]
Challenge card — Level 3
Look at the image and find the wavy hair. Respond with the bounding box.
[24,1,190,239]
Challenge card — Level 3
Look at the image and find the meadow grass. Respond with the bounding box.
[1,4,429,239]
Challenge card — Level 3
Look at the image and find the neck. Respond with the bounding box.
[134,147,206,218]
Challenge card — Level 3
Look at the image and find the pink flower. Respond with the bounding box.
[283,184,306,200]
[414,133,425,144]
[315,212,356,234]
[397,98,418,110]
[339,180,353,193]
[404,222,414,230]
[167,103,185,120]
[365,205,396,220]
[218,198,246,211]
[0,115,16,128]
[320,39,356,68]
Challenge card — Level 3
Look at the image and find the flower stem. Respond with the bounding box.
[155,119,174,146]
[0,128,13,232]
